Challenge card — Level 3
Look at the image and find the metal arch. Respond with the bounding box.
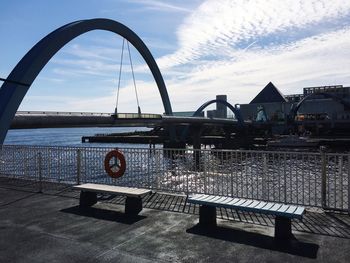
[0,18,173,144]
[180,99,244,142]
[193,99,244,124]
[290,92,350,122]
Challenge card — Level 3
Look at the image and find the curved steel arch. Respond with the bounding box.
[290,92,350,122]
[193,99,244,124]
[180,99,244,141]
[0,18,173,144]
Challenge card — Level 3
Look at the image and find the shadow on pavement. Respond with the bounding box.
[186,224,319,259]
[61,205,146,224]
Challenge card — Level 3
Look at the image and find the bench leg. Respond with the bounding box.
[80,191,97,208]
[275,216,292,239]
[199,205,217,227]
[125,196,142,216]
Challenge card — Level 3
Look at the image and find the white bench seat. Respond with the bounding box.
[74,183,152,216]
[188,194,305,239]
[188,194,304,219]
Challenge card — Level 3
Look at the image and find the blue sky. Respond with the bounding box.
[1,0,350,114]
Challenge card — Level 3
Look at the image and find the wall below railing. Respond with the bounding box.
[0,145,348,212]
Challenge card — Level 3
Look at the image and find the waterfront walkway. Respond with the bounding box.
[0,178,349,262]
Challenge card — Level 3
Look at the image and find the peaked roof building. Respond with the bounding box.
[250,82,287,104]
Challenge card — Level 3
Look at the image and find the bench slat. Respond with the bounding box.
[210,196,224,203]
[246,200,261,208]
[285,205,298,214]
[220,197,232,204]
[277,204,290,213]
[213,196,229,204]
[261,203,274,211]
[232,199,247,206]
[268,203,283,212]
[193,194,206,201]
[191,195,217,204]
[240,200,254,208]
[195,194,210,201]
[254,201,268,209]
[294,206,305,216]
[202,195,218,202]
[227,198,241,205]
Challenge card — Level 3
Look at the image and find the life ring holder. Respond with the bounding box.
[104,149,126,178]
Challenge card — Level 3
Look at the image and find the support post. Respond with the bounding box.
[348,154,350,215]
[262,154,267,200]
[199,205,217,227]
[320,146,327,209]
[192,126,202,170]
[275,216,292,239]
[76,149,81,185]
[79,191,97,208]
[38,152,43,193]
[125,196,143,216]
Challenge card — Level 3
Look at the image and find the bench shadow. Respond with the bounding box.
[186,224,319,259]
[61,206,146,224]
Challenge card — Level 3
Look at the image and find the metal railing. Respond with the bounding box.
[15,111,162,119]
[0,145,348,212]
[113,113,162,119]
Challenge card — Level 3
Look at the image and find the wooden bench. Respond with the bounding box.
[188,194,305,239]
[73,183,152,216]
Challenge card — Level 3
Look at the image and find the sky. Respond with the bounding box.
[1,0,350,114]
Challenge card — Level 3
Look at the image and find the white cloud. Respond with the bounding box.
[100,0,195,14]
[157,0,350,68]
[162,27,350,107]
[127,0,192,13]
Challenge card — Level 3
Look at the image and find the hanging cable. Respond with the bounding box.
[126,41,141,115]
[115,38,125,115]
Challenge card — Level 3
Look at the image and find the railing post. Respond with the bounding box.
[348,154,350,214]
[262,153,267,200]
[38,152,43,193]
[320,147,327,209]
[76,149,81,185]
[283,153,287,203]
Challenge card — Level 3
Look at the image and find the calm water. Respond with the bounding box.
[2,128,347,210]
[4,127,151,148]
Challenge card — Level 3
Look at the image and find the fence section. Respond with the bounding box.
[0,145,348,211]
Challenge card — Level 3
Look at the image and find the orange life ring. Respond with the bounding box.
[104,150,126,178]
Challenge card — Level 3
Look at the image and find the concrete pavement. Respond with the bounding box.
[0,178,349,262]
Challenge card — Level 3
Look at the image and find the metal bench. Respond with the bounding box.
[74,183,152,216]
[188,194,305,239]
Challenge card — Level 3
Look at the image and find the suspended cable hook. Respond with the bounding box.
[126,41,141,116]
[115,38,125,115]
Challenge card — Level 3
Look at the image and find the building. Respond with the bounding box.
[239,82,350,121]
[216,95,227,118]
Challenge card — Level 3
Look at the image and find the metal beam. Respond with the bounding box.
[0,77,30,87]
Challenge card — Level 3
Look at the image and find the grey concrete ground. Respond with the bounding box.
[0,177,349,263]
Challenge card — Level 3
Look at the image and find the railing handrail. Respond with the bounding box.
[1,144,324,155]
